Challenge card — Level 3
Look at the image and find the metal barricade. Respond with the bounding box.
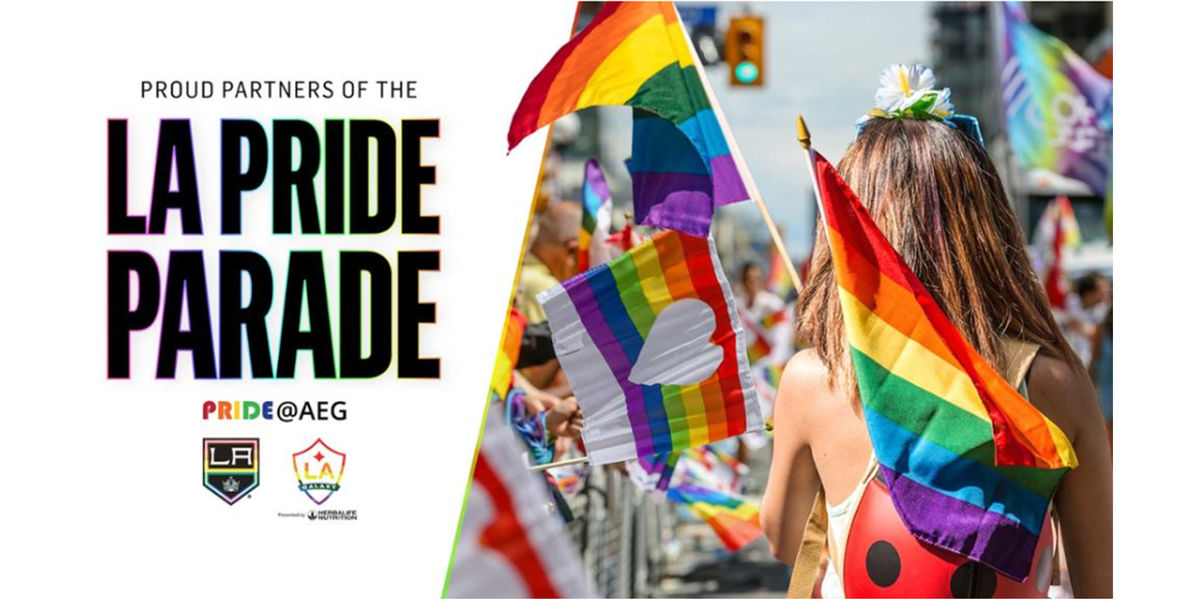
[565,467,673,598]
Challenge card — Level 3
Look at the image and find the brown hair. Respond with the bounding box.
[796,118,1078,398]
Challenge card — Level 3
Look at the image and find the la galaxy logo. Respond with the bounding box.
[293,438,345,505]
[202,438,259,505]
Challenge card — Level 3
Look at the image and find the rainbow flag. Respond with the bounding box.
[508,1,751,236]
[812,150,1077,580]
[760,307,788,330]
[667,484,762,551]
[677,445,745,495]
[578,159,613,273]
[1034,195,1081,309]
[489,308,527,399]
[547,458,589,498]
[1001,1,1112,197]
[740,313,773,365]
[538,230,763,464]
[765,246,795,298]
[751,363,782,430]
[757,363,783,391]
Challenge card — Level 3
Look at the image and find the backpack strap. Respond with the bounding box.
[1001,337,1040,388]
[786,487,829,598]
[1001,337,1064,585]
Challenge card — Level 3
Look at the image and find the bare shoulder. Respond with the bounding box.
[1025,353,1100,443]
[779,348,831,400]
[774,349,836,426]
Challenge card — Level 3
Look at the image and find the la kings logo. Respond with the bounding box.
[203,438,259,505]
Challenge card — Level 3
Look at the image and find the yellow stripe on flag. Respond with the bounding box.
[578,15,686,109]
[839,288,991,423]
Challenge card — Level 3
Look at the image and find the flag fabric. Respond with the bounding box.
[589,223,646,268]
[765,246,796,298]
[578,159,614,273]
[445,405,591,598]
[1000,1,1112,197]
[627,450,681,492]
[812,150,1077,580]
[547,457,590,499]
[1034,195,1081,309]
[751,363,783,424]
[741,313,774,365]
[756,363,783,391]
[760,307,788,330]
[607,223,644,252]
[627,109,737,236]
[676,445,745,495]
[739,305,791,367]
[537,230,763,464]
[508,1,752,236]
[666,484,762,551]
[490,308,528,399]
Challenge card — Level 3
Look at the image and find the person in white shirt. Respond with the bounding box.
[736,262,785,322]
[1062,272,1110,365]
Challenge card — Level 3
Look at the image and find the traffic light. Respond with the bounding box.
[726,15,765,87]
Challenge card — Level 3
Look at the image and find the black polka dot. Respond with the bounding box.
[865,540,901,587]
[949,562,998,598]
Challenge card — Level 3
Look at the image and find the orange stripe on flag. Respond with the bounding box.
[536,3,662,127]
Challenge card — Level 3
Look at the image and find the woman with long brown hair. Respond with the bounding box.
[760,66,1112,598]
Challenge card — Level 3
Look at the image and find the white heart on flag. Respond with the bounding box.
[628,298,723,386]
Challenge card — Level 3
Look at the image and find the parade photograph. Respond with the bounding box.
[444,1,1113,598]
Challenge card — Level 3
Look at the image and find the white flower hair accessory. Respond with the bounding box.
[865,64,954,121]
[855,63,985,147]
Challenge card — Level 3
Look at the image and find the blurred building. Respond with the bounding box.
[930,2,1112,273]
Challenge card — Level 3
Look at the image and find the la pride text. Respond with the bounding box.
[107,118,441,380]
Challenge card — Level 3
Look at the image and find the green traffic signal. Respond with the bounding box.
[735,61,760,84]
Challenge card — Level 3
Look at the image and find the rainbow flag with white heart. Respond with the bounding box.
[537,230,762,464]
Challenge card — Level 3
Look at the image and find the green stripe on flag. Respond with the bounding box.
[608,253,656,338]
[850,348,1061,499]
[625,63,711,124]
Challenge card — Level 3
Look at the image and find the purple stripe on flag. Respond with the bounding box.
[880,465,1043,581]
[630,171,714,237]
[710,154,749,206]
[563,272,656,457]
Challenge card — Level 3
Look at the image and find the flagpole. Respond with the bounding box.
[796,114,827,225]
[672,3,803,294]
[528,455,590,471]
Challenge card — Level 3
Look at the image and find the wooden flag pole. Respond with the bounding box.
[753,193,803,293]
[671,3,803,294]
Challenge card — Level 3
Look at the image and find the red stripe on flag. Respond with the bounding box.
[474,455,561,597]
[679,233,747,437]
[506,3,620,149]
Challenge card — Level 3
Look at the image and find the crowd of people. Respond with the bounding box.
[487,101,1113,600]
[487,164,1115,596]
